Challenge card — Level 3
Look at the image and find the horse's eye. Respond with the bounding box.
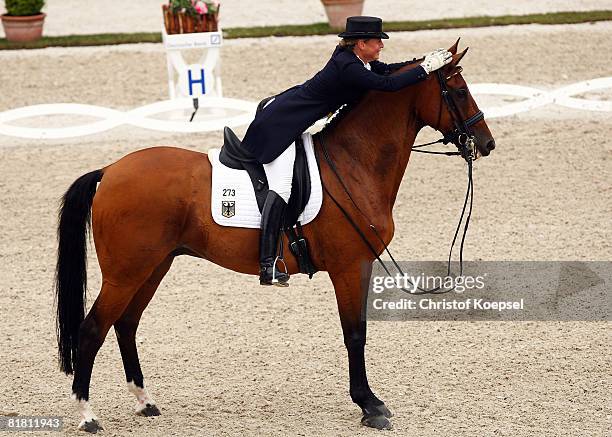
[457,89,468,98]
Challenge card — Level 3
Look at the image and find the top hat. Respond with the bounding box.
[338,16,389,39]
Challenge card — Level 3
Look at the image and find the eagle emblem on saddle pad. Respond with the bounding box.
[221,201,235,218]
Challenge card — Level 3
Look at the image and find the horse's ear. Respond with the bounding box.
[448,38,460,55]
[450,47,469,67]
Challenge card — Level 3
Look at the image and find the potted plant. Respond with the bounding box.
[162,0,220,35]
[320,0,364,29]
[1,0,46,42]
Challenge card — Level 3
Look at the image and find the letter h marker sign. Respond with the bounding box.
[188,67,206,96]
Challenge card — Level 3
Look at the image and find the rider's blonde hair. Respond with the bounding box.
[339,38,358,51]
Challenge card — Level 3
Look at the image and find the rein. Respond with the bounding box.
[317,69,482,295]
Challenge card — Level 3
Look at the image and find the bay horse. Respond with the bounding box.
[55,40,495,432]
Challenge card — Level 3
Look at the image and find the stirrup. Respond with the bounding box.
[259,269,289,287]
[259,258,289,287]
[271,256,289,287]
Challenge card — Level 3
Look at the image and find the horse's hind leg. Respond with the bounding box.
[71,279,146,433]
[114,256,174,417]
[329,263,393,430]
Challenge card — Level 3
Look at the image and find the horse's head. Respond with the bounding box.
[416,39,495,159]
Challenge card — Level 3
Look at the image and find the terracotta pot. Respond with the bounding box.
[1,13,46,42]
[321,0,364,29]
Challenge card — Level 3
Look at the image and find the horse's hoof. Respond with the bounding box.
[137,403,161,417]
[78,419,104,433]
[362,403,393,418]
[376,404,393,418]
[361,414,393,430]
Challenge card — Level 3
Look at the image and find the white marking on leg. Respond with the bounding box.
[127,381,155,413]
[71,394,98,429]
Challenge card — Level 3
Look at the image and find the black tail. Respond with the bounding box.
[55,169,103,375]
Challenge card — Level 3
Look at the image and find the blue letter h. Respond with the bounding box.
[188,69,206,95]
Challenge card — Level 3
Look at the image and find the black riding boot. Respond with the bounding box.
[259,190,290,286]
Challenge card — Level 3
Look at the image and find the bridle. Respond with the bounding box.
[318,66,485,295]
[412,67,484,162]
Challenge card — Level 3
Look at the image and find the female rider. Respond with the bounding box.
[241,16,452,286]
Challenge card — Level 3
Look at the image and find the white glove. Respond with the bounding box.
[422,48,446,58]
[420,50,453,74]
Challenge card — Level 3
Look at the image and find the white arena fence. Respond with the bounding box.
[0,78,610,140]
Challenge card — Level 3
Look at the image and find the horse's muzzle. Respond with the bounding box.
[476,137,495,158]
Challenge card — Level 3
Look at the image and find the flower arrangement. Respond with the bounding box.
[163,0,220,34]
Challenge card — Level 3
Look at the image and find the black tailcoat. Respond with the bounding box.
[242,45,428,164]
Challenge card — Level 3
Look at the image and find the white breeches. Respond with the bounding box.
[263,143,295,203]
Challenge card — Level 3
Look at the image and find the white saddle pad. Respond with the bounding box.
[208,133,323,228]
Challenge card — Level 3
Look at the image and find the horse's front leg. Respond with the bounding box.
[329,262,393,430]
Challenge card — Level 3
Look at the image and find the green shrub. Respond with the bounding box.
[5,0,45,16]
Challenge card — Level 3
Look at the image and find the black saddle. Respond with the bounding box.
[218,99,317,277]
